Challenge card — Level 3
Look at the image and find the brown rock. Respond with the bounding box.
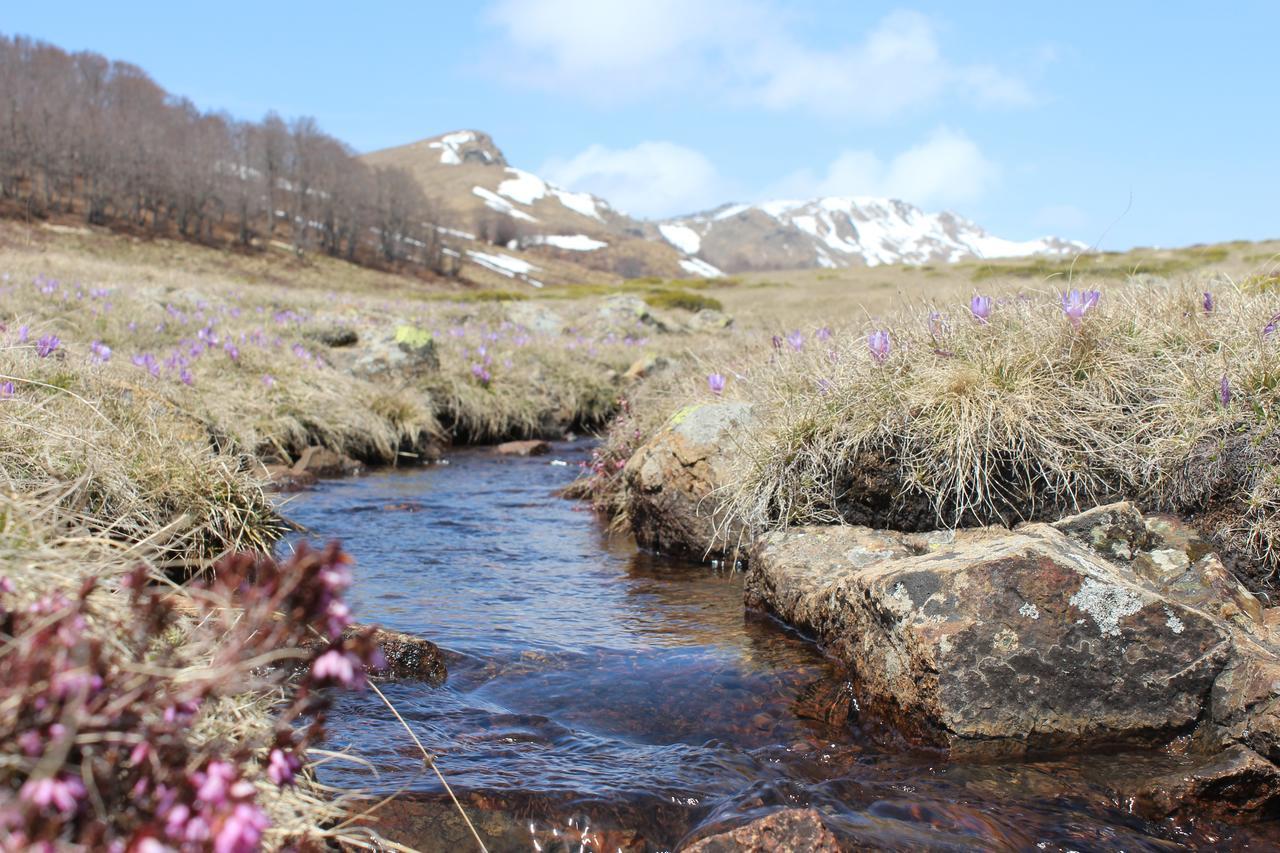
[1133,745,1280,822]
[1207,651,1280,763]
[623,354,669,381]
[624,402,756,558]
[357,626,447,685]
[261,463,317,492]
[495,439,551,457]
[747,523,1233,756]
[682,809,840,852]
[292,446,363,478]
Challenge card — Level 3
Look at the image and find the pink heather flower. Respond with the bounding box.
[867,330,891,363]
[194,760,237,806]
[786,330,804,351]
[325,600,352,638]
[35,334,60,358]
[319,562,353,594]
[214,802,270,853]
[1060,289,1101,328]
[0,575,13,593]
[707,373,726,395]
[1203,291,1215,313]
[0,381,13,399]
[969,295,992,323]
[267,748,302,787]
[19,774,86,815]
[164,699,201,725]
[311,649,362,688]
[130,741,150,765]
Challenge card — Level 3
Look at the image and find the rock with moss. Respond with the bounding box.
[345,324,440,381]
[624,402,756,558]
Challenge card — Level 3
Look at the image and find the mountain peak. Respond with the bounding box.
[412,130,508,168]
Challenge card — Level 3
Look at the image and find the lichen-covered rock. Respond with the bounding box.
[345,324,440,381]
[596,294,673,334]
[685,308,734,332]
[1133,745,1280,822]
[747,522,1233,756]
[682,809,840,853]
[624,402,756,557]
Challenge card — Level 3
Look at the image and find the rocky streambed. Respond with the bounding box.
[283,439,1280,851]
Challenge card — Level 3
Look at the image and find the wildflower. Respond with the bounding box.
[707,373,726,395]
[17,324,29,343]
[89,340,112,363]
[130,741,150,765]
[867,330,891,363]
[786,330,804,351]
[969,295,992,323]
[311,649,363,688]
[816,326,833,341]
[471,363,492,385]
[927,311,949,338]
[1060,289,1101,328]
[19,774,85,815]
[223,343,240,361]
[35,334,60,357]
[815,378,834,396]
[180,368,194,386]
[262,374,275,388]
[193,760,236,805]
[771,334,783,350]
[1265,313,1280,338]
[0,381,13,399]
[1203,292,1215,313]
[267,748,302,787]
[325,600,351,638]
[1221,375,1232,408]
[215,802,270,853]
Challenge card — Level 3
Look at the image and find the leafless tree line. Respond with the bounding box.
[0,35,455,274]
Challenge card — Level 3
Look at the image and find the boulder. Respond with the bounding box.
[505,301,564,336]
[304,324,359,348]
[596,294,673,334]
[746,520,1234,756]
[682,809,840,853]
[624,402,756,557]
[622,354,670,382]
[495,439,551,457]
[346,324,440,381]
[685,308,734,331]
[292,446,363,479]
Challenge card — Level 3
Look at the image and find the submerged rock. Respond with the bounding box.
[1133,745,1280,822]
[495,439,551,457]
[359,626,447,685]
[624,402,756,558]
[747,512,1249,756]
[682,809,841,852]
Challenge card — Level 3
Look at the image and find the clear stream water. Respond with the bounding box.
[283,442,1280,852]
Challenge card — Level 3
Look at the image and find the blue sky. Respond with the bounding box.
[6,1,1278,248]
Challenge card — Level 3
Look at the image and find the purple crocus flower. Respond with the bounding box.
[771,334,783,350]
[35,334,60,358]
[89,341,111,364]
[708,373,726,395]
[179,368,194,386]
[470,363,491,385]
[816,326,833,342]
[969,295,992,324]
[1203,292,1215,313]
[0,381,14,398]
[815,378,834,396]
[1060,289,1101,328]
[867,330,892,363]
[1264,313,1280,339]
[16,325,29,343]
[1220,375,1232,408]
[262,374,275,388]
[223,343,240,361]
[786,330,804,351]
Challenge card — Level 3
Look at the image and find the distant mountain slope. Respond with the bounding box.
[364,130,1082,283]
[656,198,1084,273]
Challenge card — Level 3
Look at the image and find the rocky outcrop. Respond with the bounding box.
[344,324,440,382]
[744,503,1280,760]
[624,402,756,558]
[682,809,841,853]
[1133,745,1280,822]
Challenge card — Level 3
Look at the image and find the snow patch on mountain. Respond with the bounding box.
[527,234,608,251]
[679,258,723,277]
[658,223,702,255]
[472,187,539,222]
[428,131,493,166]
[467,250,543,287]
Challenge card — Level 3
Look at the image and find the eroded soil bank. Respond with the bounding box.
[285,444,1280,851]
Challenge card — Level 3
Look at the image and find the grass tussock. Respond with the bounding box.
[723,282,1280,578]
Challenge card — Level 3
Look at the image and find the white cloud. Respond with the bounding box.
[484,2,1032,118]
[540,141,722,218]
[772,128,999,208]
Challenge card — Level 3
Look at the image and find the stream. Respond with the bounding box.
[283,441,1280,851]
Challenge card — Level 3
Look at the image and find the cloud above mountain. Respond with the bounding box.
[485,2,1032,119]
[540,141,725,218]
[771,128,1000,207]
